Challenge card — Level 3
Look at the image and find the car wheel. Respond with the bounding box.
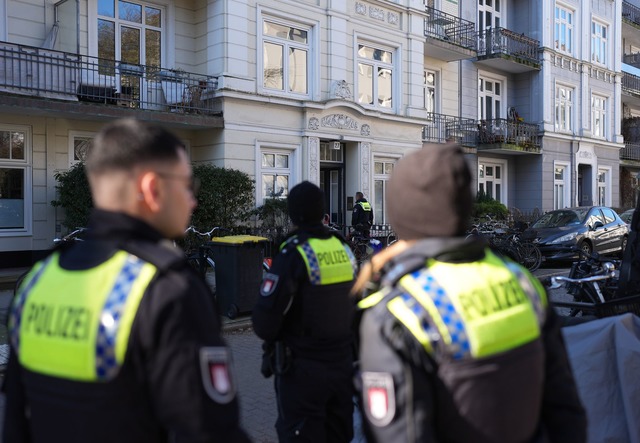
[579,240,592,257]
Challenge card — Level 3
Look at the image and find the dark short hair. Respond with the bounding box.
[355,192,364,199]
[86,118,185,175]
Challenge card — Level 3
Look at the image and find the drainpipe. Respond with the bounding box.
[570,140,576,207]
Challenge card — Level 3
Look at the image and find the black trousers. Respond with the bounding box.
[275,356,354,442]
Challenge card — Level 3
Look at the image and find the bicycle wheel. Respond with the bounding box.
[518,242,542,272]
[187,254,216,295]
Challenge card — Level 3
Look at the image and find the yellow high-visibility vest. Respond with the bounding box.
[297,237,356,285]
[360,250,547,359]
[10,250,157,381]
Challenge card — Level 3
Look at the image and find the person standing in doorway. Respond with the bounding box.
[351,192,374,238]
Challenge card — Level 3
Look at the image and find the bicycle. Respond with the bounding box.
[182,226,231,295]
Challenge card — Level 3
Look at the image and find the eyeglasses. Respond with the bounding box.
[156,172,201,196]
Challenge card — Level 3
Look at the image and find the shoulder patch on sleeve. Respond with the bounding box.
[362,371,396,427]
[199,347,236,404]
[260,273,280,296]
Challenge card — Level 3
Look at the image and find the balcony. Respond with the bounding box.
[423,7,476,61]
[624,53,640,69]
[476,28,541,73]
[621,143,640,163]
[422,113,477,148]
[0,41,222,126]
[622,70,640,107]
[476,118,540,154]
[623,1,640,28]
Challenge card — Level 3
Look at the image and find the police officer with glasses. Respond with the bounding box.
[3,118,250,443]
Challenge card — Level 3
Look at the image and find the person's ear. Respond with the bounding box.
[139,171,162,212]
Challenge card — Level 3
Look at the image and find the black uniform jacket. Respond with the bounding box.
[358,237,587,443]
[351,198,373,231]
[252,225,355,361]
[3,210,251,443]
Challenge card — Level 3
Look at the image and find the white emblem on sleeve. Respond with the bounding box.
[199,347,236,404]
[260,273,279,296]
[362,371,396,427]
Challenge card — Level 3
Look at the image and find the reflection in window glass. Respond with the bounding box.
[289,48,307,94]
[98,0,115,17]
[98,19,116,61]
[262,19,309,95]
[264,42,284,90]
[74,137,93,162]
[358,44,394,109]
[119,1,142,23]
[121,26,141,64]
[276,154,288,168]
[145,30,161,68]
[0,131,24,160]
[0,168,25,229]
[358,64,374,105]
[262,153,275,168]
[146,7,161,27]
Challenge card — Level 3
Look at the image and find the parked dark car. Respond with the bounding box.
[620,209,634,227]
[524,206,629,262]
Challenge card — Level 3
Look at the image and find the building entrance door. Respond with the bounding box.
[320,168,344,225]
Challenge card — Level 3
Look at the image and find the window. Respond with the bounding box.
[373,159,396,224]
[591,21,607,65]
[262,18,310,95]
[319,142,344,162]
[592,95,607,138]
[554,5,573,55]
[0,125,30,232]
[555,84,573,132]
[478,159,506,204]
[598,168,610,206]
[97,0,163,68]
[69,132,96,166]
[478,74,504,121]
[424,70,437,114]
[554,163,569,210]
[261,152,290,199]
[357,43,394,110]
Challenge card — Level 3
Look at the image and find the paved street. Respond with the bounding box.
[0,265,571,442]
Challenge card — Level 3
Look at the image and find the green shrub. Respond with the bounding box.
[51,163,93,231]
[254,198,290,228]
[472,191,508,220]
[51,162,256,240]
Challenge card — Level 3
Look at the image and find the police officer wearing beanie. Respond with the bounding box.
[3,119,250,443]
[252,181,358,442]
[353,143,587,443]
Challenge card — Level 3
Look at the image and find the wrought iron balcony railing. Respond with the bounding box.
[623,1,640,27]
[422,112,477,147]
[622,71,640,97]
[476,118,540,152]
[477,28,540,67]
[621,143,640,161]
[0,41,218,114]
[424,7,476,51]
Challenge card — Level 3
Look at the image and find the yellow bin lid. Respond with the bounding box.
[209,235,269,244]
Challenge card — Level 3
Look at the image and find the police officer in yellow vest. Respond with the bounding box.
[252,181,357,442]
[351,191,373,238]
[353,144,587,443]
[3,119,250,443]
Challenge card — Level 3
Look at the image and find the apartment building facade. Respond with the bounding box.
[0,0,630,266]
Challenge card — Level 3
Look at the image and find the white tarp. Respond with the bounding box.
[562,313,640,443]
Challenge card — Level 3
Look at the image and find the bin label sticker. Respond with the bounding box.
[260,273,279,296]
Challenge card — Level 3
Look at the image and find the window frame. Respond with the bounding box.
[373,156,399,225]
[591,93,607,139]
[88,0,170,66]
[591,19,608,66]
[553,161,570,210]
[355,37,399,112]
[255,142,301,207]
[554,3,574,56]
[69,131,96,166]
[257,11,315,99]
[0,124,32,235]
[554,83,574,132]
[597,166,611,207]
[424,69,438,115]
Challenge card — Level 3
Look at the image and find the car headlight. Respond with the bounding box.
[550,232,578,244]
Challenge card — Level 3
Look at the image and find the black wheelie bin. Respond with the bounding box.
[206,235,269,319]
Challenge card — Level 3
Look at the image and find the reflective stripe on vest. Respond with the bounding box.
[357,202,372,212]
[12,251,157,382]
[297,237,356,285]
[389,250,545,360]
